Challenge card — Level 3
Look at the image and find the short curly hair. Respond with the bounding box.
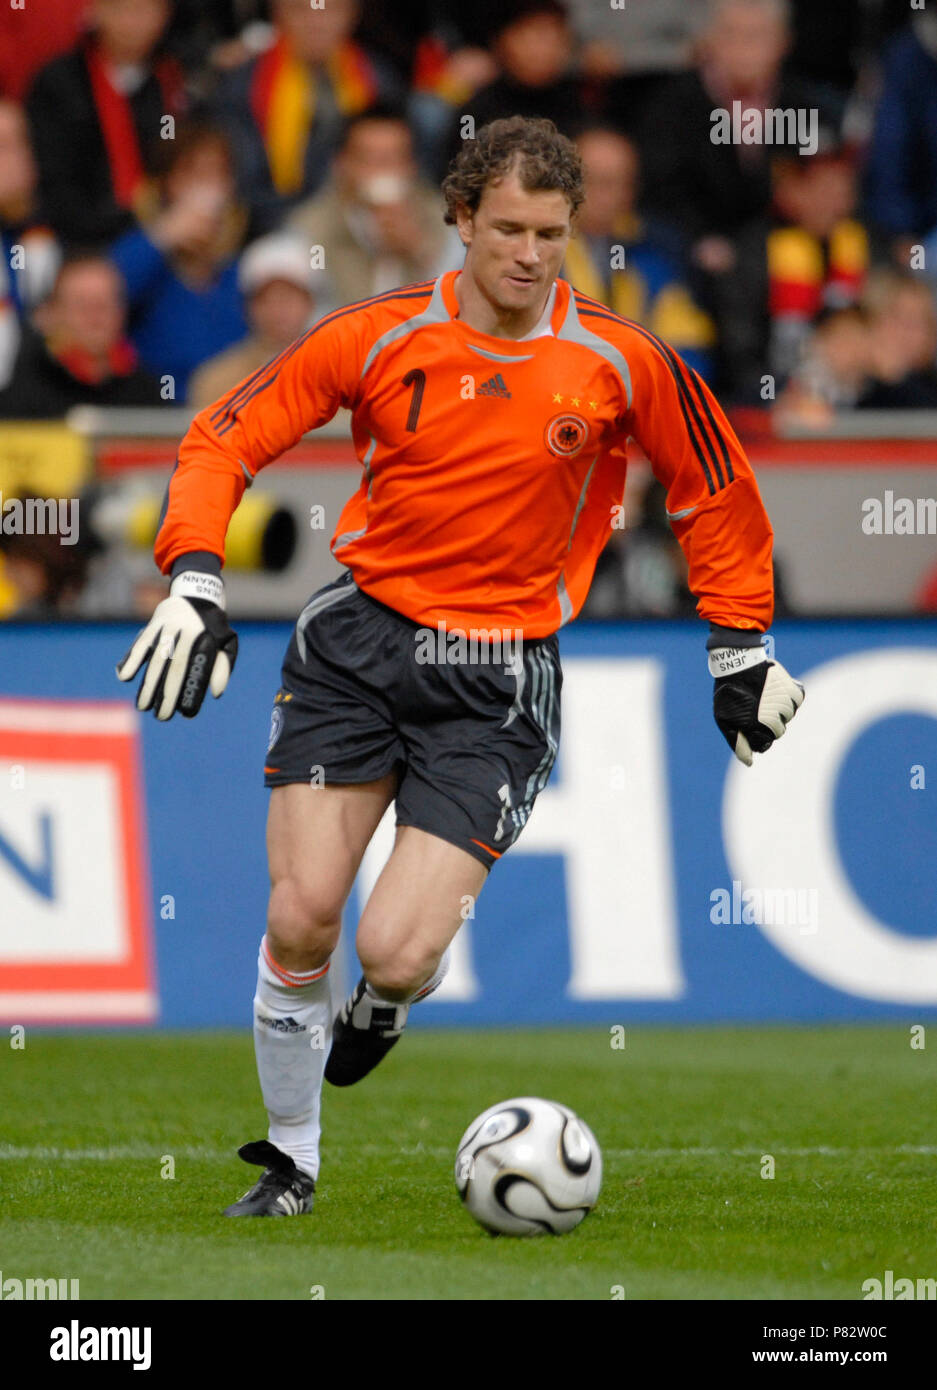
[442,116,584,226]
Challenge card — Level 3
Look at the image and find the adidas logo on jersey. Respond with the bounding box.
[477,373,511,398]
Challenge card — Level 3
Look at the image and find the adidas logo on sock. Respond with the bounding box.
[257,1014,306,1033]
[477,373,511,398]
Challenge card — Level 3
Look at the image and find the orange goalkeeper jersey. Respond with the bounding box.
[155,270,773,638]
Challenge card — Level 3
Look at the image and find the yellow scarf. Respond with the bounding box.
[564,218,645,320]
[263,42,375,196]
[267,51,315,197]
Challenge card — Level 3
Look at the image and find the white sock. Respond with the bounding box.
[253,935,331,1180]
[364,946,451,1008]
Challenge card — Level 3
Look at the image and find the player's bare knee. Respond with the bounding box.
[359,943,439,1001]
[361,967,412,1002]
[267,876,341,965]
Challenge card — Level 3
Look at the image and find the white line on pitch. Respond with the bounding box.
[0,1144,935,1162]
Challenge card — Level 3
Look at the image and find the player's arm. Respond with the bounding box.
[624,333,804,764]
[117,311,361,720]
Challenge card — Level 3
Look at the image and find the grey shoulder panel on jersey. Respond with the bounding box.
[359,277,451,379]
[556,293,633,410]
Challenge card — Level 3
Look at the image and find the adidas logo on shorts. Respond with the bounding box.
[477,373,511,398]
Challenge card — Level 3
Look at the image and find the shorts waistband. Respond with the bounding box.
[351,581,557,650]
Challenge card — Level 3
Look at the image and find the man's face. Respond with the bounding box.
[249,279,313,348]
[52,264,126,358]
[820,316,870,386]
[802,160,856,235]
[876,288,937,374]
[703,1,788,92]
[273,0,357,64]
[92,0,170,65]
[337,121,416,204]
[577,132,638,235]
[0,103,36,211]
[494,13,569,88]
[773,157,856,239]
[165,139,235,207]
[456,167,572,316]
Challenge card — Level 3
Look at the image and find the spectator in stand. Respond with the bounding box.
[25,0,185,247]
[640,0,841,400]
[641,0,835,249]
[567,0,706,83]
[189,233,316,408]
[439,1,587,177]
[784,0,908,102]
[286,108,462,312]
[865,11,937,268]
[767,144,869,386]
[109,122,249,401]
[352,0,473,89]
[566,0,708,131]
[0,526,99,617]
[563,127,715,379]
[406,32,499,178]
[398,1,563,175]
[856,270,937,410]
[773,306,872,431]
[0,254,162,417]
[0,101,61,388]
[212,0,403,235]
[164,1,272,80]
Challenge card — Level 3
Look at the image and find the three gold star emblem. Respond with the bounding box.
[551,393,600,410]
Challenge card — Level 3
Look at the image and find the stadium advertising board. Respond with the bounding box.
[0,621,933,1026]
[0,698,155,1022]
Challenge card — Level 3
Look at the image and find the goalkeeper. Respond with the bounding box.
[117,116,804,1218]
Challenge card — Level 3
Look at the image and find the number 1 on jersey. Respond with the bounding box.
[402,368,426,432]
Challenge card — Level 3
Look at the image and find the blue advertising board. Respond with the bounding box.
[0,619,934,1026]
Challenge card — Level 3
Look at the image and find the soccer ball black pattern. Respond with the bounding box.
[454,1096,603,1236]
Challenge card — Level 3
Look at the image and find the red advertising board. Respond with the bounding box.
[0,699,156,1022]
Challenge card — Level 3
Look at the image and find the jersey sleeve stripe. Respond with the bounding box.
[210,285,437,436]
[209,283,436,426]
[686,364,734,484]
[215,371,282,435]
[208,319,329,426]
[155,459,178,540]
[650,332,727,491]
[207,348,295,427]
[573,291,735,489]
[575,299,728,495]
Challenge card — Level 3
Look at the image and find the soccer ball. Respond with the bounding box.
[454,1097,602,1236]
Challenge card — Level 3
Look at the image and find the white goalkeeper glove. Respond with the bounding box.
[709,635,804,767]
[116,570,238,721]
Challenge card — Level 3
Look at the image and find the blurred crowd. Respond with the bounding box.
[1,0,936,616]
[2,0,937,413]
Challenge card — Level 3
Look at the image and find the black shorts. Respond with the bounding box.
[263,570,562,870]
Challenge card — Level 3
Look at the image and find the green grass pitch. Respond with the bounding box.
[1,1026,935,1300]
